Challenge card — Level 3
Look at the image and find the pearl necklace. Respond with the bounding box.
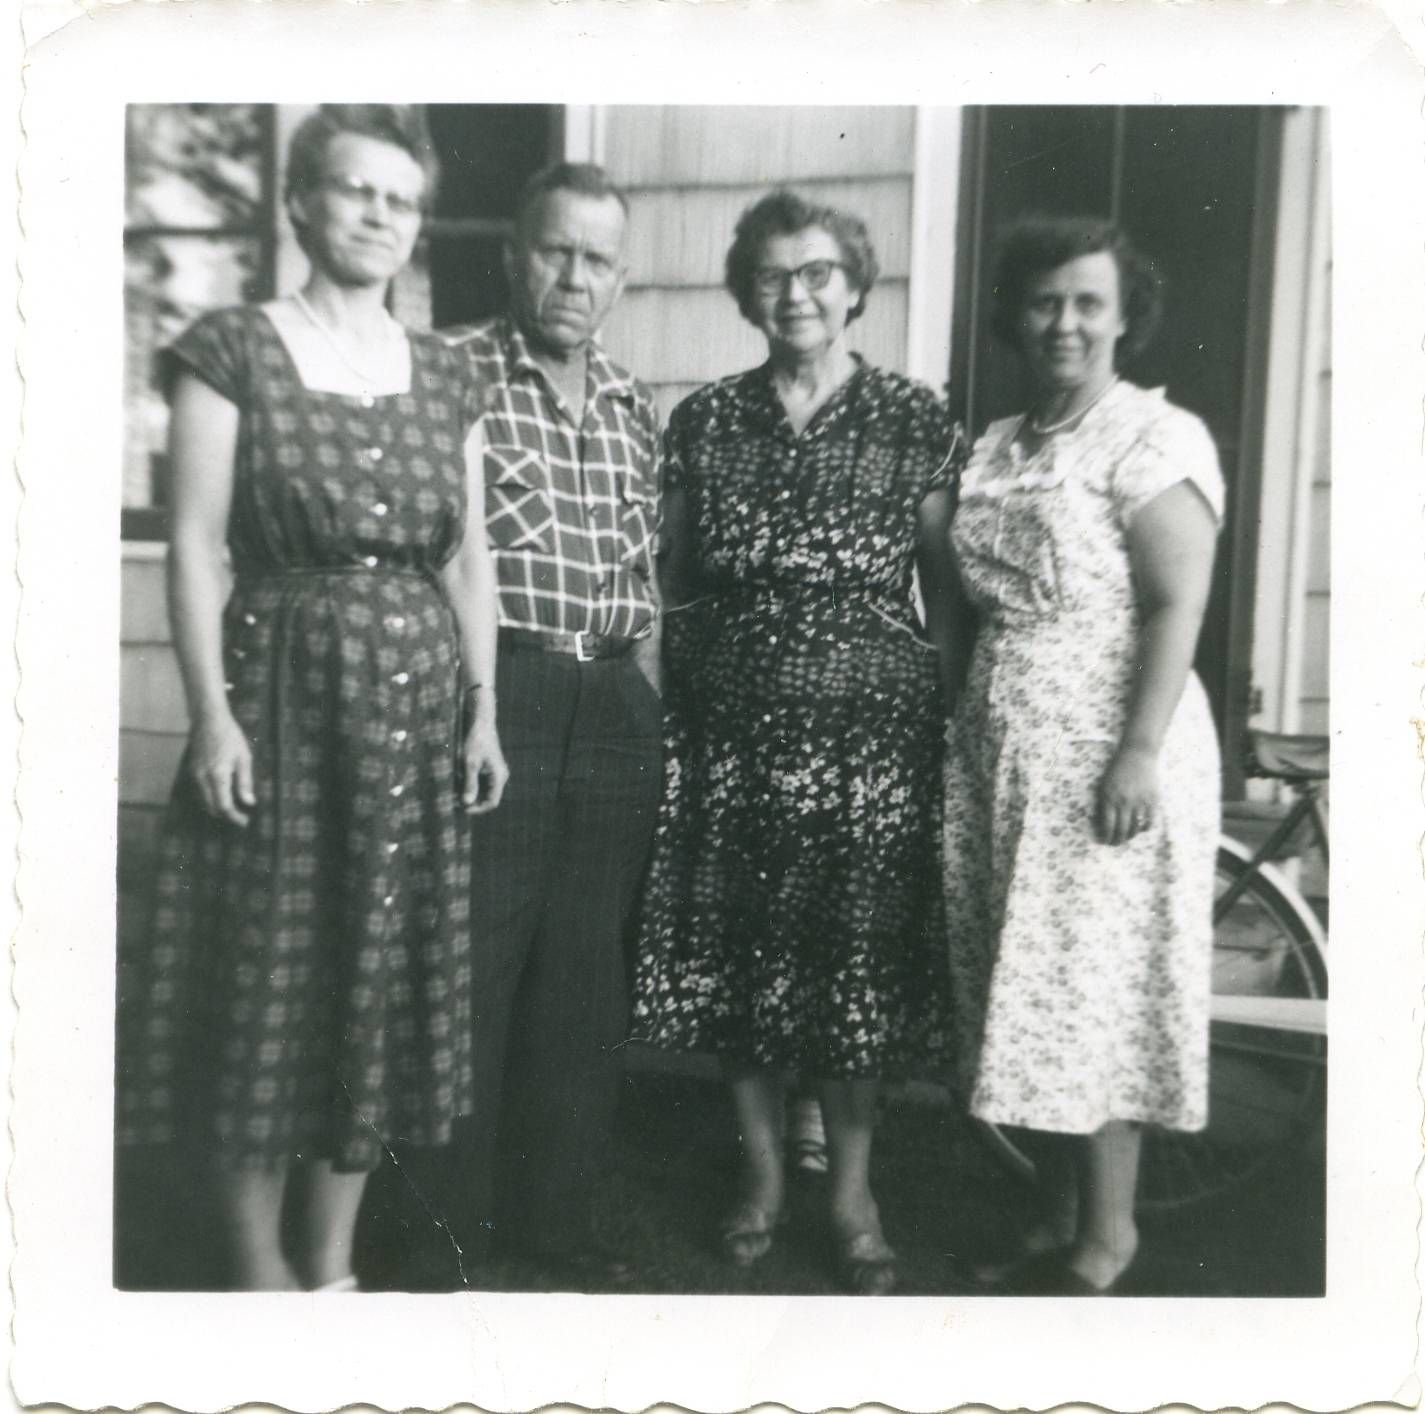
[291,289,402,388]
[1029,375,1118,437]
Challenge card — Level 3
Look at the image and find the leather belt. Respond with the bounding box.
[499,626,638,662]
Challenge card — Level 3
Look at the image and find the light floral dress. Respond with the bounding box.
[943,381,1223,1133]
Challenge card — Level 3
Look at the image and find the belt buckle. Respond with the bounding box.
[573,629,595,662]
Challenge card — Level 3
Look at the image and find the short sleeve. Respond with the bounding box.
[1112,406,1225,530]
[905,381,966,504]
[457,353,489,434]
[157,306,252,405]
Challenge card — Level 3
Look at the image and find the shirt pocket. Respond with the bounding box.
[484,445,555,552]
[618,467,656,570]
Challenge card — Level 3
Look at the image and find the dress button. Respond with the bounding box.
[392,729,408,743]
[242,613,257,626]
[392,671,410,685]
[372,502,389,517]
[390,784,404,798]
[362,555,379,568]
[383,895,394,908]
[386,615,405,631]
[386,842,399,855]
[360,393,375,409]
[368,446,384,462]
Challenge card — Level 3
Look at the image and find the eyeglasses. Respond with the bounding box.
[752,259,845,297]
[322,174,424,219]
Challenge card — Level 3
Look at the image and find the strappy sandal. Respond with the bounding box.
[835,1226,899,1296]
[718,1202,784,1268]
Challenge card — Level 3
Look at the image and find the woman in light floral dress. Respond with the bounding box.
[941,217,1223,1295]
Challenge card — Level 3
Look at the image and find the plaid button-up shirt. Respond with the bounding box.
[442,316,660,638]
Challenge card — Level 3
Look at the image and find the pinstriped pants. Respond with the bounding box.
[457,646,662,1254]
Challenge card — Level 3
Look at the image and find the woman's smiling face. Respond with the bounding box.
[291,132,426,288]
[1017,250,1128,394]
[752,227,860,362]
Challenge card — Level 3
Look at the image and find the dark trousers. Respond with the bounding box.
[458,646,662,1255]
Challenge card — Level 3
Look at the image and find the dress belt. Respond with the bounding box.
[498,625,639,661]
[236,563,430,581]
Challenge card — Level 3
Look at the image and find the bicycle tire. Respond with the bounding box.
[972,839,1328,1214]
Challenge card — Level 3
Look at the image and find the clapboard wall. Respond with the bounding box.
[596,106,919,423]
[118,545,186,882]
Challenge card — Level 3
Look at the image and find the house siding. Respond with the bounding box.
[597,106,918,410]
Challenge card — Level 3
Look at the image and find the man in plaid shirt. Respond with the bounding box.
[441,162,661,1290]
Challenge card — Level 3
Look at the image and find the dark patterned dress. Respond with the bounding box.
[630,363,962,1078]
[117,305,480,1172]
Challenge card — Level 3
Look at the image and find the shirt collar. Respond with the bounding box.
[501,316,637,405]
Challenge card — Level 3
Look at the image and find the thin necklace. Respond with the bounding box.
[1029,375,1118,436]
[291,289,400,386]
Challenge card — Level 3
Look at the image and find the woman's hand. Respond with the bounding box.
[460,713,508,815]
[188,710,256,827]
[1095,744,1159,846]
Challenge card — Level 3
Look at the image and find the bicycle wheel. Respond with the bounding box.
[971,840,1328,1214]
[1139,842,1327,1212]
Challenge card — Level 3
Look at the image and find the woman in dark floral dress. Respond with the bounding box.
[631,191,963,1295]
[116,107,507,1290]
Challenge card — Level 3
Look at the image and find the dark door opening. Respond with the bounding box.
[950,106,1285,799]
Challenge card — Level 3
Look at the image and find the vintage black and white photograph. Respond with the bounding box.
[12,5,1421,1411]
[112,100,1329,1300]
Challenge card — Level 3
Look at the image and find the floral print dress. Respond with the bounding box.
[631,363,962,1078]
[116,306,481,1171]
[943,381,1224,1134]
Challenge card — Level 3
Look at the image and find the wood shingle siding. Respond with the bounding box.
[605,107,916,187]
[600,106,917,411]
[621,177,914,287]
[118,550,184,877]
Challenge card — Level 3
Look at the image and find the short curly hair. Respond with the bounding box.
[989,216,1163,359]
[284,105,440,251]
[724,189,880,326]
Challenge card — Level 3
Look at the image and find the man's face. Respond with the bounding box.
[505,190,628,358]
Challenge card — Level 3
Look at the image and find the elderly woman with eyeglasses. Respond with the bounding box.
[630,190,964,1295]
[116,105,507,1290]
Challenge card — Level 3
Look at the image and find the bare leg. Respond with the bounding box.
[724,1062,786,1215]
[212,1163,298,1291]
[819,1078,896,1294]
[1068,1120,1141,1288]
[294,1159,371,1289]
[973,1129,1079,1281]
[720,1062,786,1264]
[1020,1131,1080,1251]
[818,1078,880,1232]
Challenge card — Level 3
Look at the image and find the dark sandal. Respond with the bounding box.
[719,1202,783,1267]
[972,1240,1072,1288]
[836,1228,898,1296]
